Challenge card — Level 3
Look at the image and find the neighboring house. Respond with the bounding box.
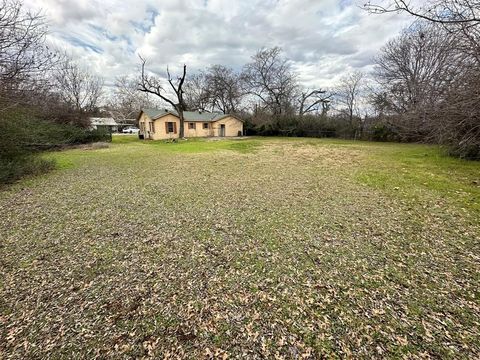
[90,117,118,132]
[137,109,244,140]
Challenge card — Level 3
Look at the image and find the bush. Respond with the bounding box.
[0,109,111,184]
[371,123,400,142]
[243,118,259,136]
[249,115,338,138]
[447,142,480,160]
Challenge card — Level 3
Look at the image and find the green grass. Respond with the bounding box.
[355,143,480,213]
[1,136,479,358]
[111,134,142,144]
[113,135,261,153]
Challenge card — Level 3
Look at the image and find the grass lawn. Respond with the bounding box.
[1,136,479,358]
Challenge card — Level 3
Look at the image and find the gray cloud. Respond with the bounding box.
[26,0,413,91]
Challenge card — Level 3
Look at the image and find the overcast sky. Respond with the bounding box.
[25,0,414,89]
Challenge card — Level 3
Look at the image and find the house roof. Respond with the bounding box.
[90,117,118,126]
[116,118,136,125]
[140,108,243,122]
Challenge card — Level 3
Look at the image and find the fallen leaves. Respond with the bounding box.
[0,138,479,358]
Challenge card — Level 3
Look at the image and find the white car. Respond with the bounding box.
[122,127,140,134]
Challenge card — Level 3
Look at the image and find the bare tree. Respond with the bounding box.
[432,71,480,158]
[109,75,157,120]
[335,71,365,137]
[243,47,297,116]
[184,72,210,112]
[0,0,59,109]
[204,65,244,114]
[138,57,187,138]
[298,88,332,116]
[184,65,244,114]
[365,2,480,157]
[364,0,480,25]
[377,25,459,109]
[364,0,480,64]
[371,22,479,157]
[54,56,104,113]
[373,23,467,139]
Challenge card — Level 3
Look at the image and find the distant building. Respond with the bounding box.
[137,109,244,140]
[89,117,118,132]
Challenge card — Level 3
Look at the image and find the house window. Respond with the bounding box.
[166,122,175,133]
[203,122,209,129]
[149,122,155,133]
[188,122,196,130]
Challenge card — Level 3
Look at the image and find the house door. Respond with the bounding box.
[219,124,225,137]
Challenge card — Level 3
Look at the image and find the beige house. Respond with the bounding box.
[138,109,244,140]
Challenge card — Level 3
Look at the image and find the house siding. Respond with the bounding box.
[212,116,243,137]
[189,122,214,137]
[138,113,151,138]
[152,114,180,140]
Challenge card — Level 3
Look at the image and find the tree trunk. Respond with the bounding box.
[349,108,354,138]
[299,95,305,116]
[178,108,185,138]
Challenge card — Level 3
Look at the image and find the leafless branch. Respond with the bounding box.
[137,56,187,137]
